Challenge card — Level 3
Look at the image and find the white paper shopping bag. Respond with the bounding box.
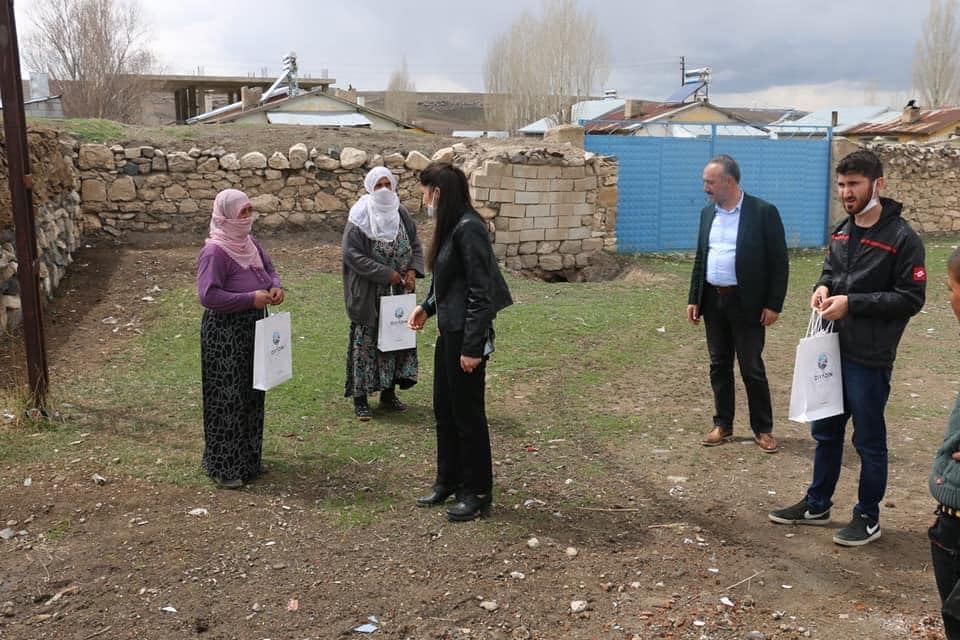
[253,311,293,391]
[788,311,844,422]
[377,293,417,352]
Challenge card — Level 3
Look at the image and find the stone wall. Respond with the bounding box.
[469,149,616,273]
[73,142,434,236]
[832,137,960,232]
[71,139,616,275]
[1,134,617,331]
[0,126,83,332]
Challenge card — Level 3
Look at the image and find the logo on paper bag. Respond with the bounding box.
[270,329,286,356]
[813,352,834,383]
[389,305,408,327]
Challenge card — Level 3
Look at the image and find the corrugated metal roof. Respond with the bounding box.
[519,98,625,134]
[632,123,768,138]
[266,111,372,127]
[451,130,509,138]
[844,107,960,136]
[768,105,895,134]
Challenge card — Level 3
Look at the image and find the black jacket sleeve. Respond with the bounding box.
[459,221,496,357]
[763,203,789,312]
[688,208,709,306]
[847,230,926,319]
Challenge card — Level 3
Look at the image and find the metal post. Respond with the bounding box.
[823,125,834,245]
[0,0,49,408]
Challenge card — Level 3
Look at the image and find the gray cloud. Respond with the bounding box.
[13,0,933,108]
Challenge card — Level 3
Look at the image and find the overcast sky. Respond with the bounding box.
[14,0,928,111]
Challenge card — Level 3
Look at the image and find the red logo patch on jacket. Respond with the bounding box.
[913,266,927,282]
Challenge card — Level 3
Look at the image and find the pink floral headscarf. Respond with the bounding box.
[206,189,264,270]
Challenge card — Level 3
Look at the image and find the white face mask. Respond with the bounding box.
[371,188,397,208]
[852,180,880,217]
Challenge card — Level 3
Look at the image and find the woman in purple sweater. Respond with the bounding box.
[196,189,284,489]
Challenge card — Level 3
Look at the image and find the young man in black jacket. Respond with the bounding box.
[769,149,926,546]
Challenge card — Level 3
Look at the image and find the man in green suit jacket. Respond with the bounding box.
[686,154,789,453]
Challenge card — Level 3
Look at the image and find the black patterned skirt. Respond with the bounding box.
[344,321,418,398]
[200,307,266,483]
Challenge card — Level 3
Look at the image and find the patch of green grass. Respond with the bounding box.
[60,118,126,143]
[45,519,72,542]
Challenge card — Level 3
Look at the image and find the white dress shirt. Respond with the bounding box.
[705,190,743,286]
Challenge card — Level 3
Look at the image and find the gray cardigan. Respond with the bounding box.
[342,206,424,327]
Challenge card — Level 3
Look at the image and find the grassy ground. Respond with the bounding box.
[4,240,956,509]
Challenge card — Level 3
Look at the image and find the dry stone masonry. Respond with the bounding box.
[70,138,617,275]
[867,141,960,233]
[1,129,618,331]
[0,126,84,332]
[468,148,616,273]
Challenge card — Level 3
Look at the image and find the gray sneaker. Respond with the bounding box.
[768,498,831,526]
[832,514,881,547]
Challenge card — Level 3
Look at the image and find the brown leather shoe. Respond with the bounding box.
[702,425,733,447]
[755,432,778,453]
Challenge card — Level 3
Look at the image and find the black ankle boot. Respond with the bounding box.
[380,388,406,412]
[354,396,371,420]
[446,493,492,522]
[416,484,457,507]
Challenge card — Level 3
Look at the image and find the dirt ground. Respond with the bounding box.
[0,231,950,640]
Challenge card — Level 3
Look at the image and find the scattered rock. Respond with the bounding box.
[188,508,208,517]
[526,537,541,549]
[570,600,588,613]
[0,601,13,617]
[91,473,107,485]
[479,600,499,612]
[565,546,578,558]
[0,528,15,540]
[509,571,526,580]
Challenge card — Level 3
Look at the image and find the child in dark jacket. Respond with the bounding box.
[929,246,960,640]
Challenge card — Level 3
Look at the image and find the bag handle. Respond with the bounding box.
[806,310,833,337]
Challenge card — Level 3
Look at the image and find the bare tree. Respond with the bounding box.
[483,0,609,132]
[24,0,155,121]
[384,56,417,124]
[914,0,960,107]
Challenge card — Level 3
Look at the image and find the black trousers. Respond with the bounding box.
[433,330,493,496]
[701,286,773,434]
[931,512,960,639]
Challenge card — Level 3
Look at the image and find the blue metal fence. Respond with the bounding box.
[584,127,832,253]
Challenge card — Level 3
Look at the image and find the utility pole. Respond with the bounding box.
[680,56,685,86]
[0,0,49,410]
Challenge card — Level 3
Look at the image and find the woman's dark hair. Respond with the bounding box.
[420,161,474,270]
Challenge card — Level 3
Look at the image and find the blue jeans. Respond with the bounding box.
[805,357,891,522]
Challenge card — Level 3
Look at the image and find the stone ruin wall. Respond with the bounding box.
[1,132,618,331]
[0,126,84,332]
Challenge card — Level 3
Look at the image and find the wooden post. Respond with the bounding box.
[0,0,49,408]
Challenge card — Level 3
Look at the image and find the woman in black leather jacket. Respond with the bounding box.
[408,162,512,522]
